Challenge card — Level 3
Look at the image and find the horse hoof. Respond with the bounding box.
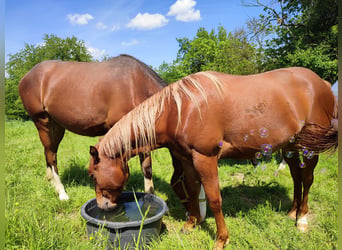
[296,215,308,232]
[213,238,229,250]
[297,223,309,232]
[287,211,296,221]
[181,224,195,234]
[180,227,190,235]
[59,192,69,201]
[181,219,196,234]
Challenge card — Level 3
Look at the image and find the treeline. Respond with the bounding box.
[5,0,337,120]
[156,0,337,83]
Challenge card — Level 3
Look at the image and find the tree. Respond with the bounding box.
[5,34,93,120]
[178,26,259,75]
[245,0,338,83]
[155,61,186,84]
[156,26,260,83]
[205,28,260,75]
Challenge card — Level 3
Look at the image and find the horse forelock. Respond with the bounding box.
[99,71,224,159]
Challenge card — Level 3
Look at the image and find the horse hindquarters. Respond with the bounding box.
[19,71,69,200]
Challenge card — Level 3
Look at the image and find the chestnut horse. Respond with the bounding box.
[88,67,337,249]
[19,54,167,200]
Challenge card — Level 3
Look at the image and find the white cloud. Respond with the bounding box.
[167,0,201,22]
[126,13,168,30]
[121,39,139,46]
[96,22,108,30]
[87,46,106,60]
[67,13,94,25]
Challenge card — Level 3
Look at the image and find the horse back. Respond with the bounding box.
[214,67,334,123]
[168,67,335,158]
[19,56,166,134]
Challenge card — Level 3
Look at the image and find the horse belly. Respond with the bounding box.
[53,113,109,136]
[44,97,110,136]
[219,104,303,160]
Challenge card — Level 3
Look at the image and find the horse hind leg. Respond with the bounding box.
[170,154,204,230]
[139,153,154,193]
[283,149,318,232]
[170,155,191,209]
[282,150,301,220]
[35,113,68,200]
[296,154,318,232]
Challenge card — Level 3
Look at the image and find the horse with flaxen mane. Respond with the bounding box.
[88,67,337,249]
[19,54,167,200]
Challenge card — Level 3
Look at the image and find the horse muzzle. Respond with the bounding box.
[97,197,117,211]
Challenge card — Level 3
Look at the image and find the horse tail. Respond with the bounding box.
[295,124,338,154]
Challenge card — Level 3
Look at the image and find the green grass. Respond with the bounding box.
[5,120,338,249]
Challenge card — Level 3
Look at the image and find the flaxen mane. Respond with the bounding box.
[100,72,223,159]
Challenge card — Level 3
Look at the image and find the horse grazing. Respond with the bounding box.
[19,54,167,200]
[88,67,337,249]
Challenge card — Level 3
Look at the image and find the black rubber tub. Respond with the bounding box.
[81,192,168,249]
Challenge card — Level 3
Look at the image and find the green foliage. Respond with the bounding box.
[155,61,186,84]
[5,34,93,120]
[247,0,338,83]
[284,45,338,82]
[156,26,260,83]
[5,120,338,249]
[205,29,259,75]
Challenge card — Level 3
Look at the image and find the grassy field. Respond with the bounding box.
[5,120,338,249]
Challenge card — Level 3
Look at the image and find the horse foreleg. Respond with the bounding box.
[170,154,202,230]
[36,115,68,200]
[139,153,154,194]
[192,151,229,250]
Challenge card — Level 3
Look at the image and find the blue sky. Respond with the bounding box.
[5,0,265,68]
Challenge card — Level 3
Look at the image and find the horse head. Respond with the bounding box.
[88,145,129,210]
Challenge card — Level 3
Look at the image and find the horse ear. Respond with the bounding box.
[90,146,100,164]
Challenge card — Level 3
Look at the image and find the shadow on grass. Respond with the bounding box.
[125,170,293,241]
[219,182,292,217]
[61,158,94,188]
[125,171,292,221]
[219,152,284,167]
[200,182,292,239]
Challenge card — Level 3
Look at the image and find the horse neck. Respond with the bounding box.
[100,87,171,160]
